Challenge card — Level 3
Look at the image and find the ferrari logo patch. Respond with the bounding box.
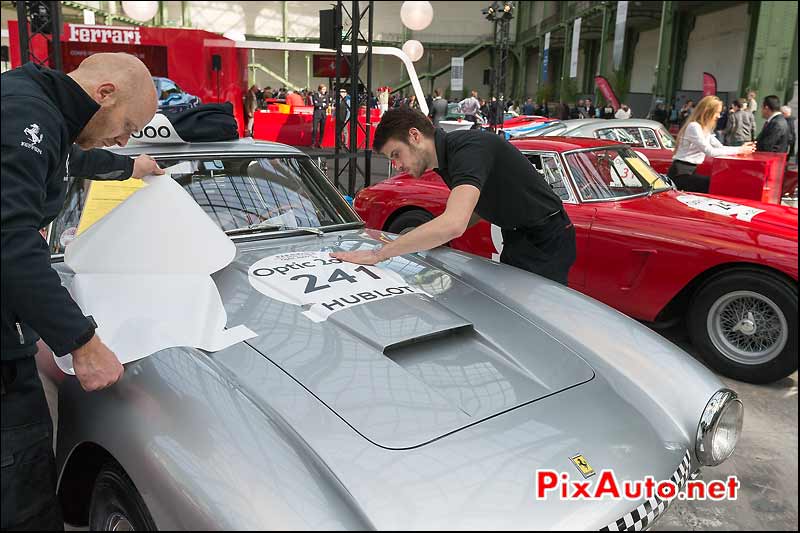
[570,454,596,478]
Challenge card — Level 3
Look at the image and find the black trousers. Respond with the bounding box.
[499,210,577,286]
[1,357,63,531]
[667,160,710,193]
[311,112,326,146]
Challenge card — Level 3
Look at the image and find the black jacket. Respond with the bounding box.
[311,92,331,117]
[1,63,135,361]
[756,114,790,153]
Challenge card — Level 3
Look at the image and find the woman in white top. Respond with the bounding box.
[614,104,632,119]
[668,95,755,192]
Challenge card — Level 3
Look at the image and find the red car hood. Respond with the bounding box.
[635,190,798,237]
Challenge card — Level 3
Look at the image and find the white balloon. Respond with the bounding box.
[121,1,158,22]
[402,40,424,62]
[400,1,434,31]
[223,29,247,42]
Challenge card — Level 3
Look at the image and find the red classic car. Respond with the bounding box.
[355,136,799,384]
[535,118,798,202]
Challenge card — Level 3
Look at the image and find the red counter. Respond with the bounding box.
[253,108,382,148]
[709,152,787,204]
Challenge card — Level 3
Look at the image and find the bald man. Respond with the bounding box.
[1,53,160,530]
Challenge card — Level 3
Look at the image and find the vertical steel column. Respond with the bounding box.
[347,0,360,196]
[16,1,62,70]
[16,1,29,66]
[595,3,611,104]
[652,1,675,106]
[283,1,289,82]
[559,24,572,102]
[364,2,374,188]
[743,0,799,130]
[334,1,344,191]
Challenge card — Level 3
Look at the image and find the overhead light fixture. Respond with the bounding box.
[482,1,514,22]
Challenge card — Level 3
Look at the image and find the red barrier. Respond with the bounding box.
[253,108,382,148]
[709,152,787,204]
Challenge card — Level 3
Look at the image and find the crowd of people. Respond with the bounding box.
[242,82,796,167]
[651,90,796,163]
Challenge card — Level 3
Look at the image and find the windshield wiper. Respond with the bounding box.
[226,220,324,236]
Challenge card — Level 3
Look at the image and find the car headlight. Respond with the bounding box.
[696,389,743,466]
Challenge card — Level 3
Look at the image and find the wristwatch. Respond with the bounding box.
[74,315,98,348]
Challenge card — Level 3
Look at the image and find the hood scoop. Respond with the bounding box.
[327,294,474,353]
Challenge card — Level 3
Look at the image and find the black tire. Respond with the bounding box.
[687,270,798,384]
[89,461,157,531]
[386,209,433,235]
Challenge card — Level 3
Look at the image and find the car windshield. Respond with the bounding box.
[49,154,359,254]
[564,147,671,201]
[657,127,676,149]
[595,127,640,144]
[537,123,568,136]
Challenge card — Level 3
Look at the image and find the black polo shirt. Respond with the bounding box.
[433,128,562,229]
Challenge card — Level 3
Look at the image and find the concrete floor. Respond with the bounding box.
[42,325,797,531]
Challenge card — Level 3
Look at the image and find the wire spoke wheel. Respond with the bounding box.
[707,290,788,365]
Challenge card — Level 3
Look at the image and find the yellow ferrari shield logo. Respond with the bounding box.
[570,454,596,478]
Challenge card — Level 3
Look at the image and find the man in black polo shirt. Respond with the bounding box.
[332,108,576,285]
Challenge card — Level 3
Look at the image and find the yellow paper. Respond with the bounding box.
[626,157,669,189]
[76,179,146,235]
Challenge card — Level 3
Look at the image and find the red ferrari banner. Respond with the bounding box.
[594,76,620,110]
[703,72,717,96]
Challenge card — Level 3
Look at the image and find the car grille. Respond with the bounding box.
[600,449,696,531]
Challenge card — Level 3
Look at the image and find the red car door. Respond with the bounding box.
[562,146,676,321]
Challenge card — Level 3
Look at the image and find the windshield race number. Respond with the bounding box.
[248,251,428,321]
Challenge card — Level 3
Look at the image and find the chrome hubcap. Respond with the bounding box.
[107,513,134,531]
[707,291,788,365]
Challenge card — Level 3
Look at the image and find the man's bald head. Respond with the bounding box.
[68,53,158,149]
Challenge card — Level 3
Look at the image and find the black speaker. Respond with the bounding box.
[211,54,222,71]
[319,8,341,50]
[483,68,491,85]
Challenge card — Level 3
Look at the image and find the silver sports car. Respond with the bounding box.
[43,137,743,530]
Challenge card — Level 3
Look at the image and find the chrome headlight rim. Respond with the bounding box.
[696,389,743,466]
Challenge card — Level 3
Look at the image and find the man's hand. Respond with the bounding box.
[71,335,124,392]
[330,249,383,265]
[131,154,165,179]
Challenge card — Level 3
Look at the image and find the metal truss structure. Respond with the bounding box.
[333,0,374,197]
[15,0,62,70]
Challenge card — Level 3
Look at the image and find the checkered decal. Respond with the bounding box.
[599,450,696,532]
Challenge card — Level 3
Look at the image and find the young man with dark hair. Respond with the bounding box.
[756,95,790,153]
[332,108,576,285]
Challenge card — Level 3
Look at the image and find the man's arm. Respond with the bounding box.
[332,184,481,265]
[69,145,163,180]
[1,100,95,356]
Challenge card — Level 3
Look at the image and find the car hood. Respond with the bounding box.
[214,232,595,449]
[648,190,799,234]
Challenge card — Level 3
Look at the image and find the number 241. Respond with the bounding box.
[290,266,381,294]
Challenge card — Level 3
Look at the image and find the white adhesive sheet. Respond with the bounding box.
[56,166,256,375]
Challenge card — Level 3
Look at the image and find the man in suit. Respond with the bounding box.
[781,105,796,161]
[311,84,331,148]
[756,95,790,153]
[429,88,448,127]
